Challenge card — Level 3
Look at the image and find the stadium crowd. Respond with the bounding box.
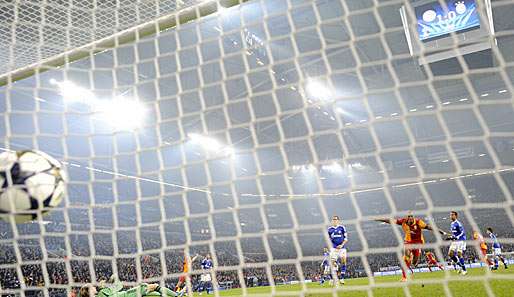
[1,238,508,297]
[1,223,513,296]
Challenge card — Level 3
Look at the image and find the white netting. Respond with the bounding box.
[1,0,514,296]
[0,0,203,78]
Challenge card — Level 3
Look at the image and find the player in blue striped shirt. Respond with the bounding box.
[487,228,508,270]
[447,211,468,275]
[319,248,331,285]
[198,254,213,295]
[328,215,348,284]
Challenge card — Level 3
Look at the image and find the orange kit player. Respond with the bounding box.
[175,252,199,293]
[473,231,493,267]
[424,251,444,271]
[376,213,443,281]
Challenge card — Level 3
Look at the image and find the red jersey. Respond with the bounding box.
[182,257,189,273]
[473,232,487,250]
[395,218,428,244]
[176,255,190,290]
[425,253,437,263]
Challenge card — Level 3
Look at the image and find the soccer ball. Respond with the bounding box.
[0,150,66,223]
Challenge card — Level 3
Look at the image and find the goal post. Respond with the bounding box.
[1,0,514,297]
[0,0,247,87]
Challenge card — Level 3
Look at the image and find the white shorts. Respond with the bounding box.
[449,241,466,253]
[493,248,502,256]
[200,273,212,282]
[323,265,330,274]
[329,247,347,261]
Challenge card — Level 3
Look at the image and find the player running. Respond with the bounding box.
[376,213,440,281]
[424,251,444,272]
[319,248,331,285]
[487,227,509,270]
[198,254,213,295]
[445,211,468,275]
[327,215,348,284]
[473,230,493,267]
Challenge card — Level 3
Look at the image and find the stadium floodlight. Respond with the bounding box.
[221,146,235,156]
[291,165,302,172]
[189,133,222,150]
[334,107,353,118]
[189,133,234,156]
[349,162,365,170]
[304,164,316,172]
[305,79,333,102]
[323,162,343,174]
[95,98,146,131]
[291,164,317,175]
[51,79,94,103]
[51,78,145,130]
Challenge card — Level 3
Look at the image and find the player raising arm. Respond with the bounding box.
[175,252,199,294]
[327,215,348,284]
[487,227,509,270]
[375,213,441,281]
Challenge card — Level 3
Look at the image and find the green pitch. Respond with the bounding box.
[192,267,514,297]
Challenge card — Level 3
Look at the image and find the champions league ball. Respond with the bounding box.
[422,9,437,22]
[0,150,67,223]
[455,1,467,15]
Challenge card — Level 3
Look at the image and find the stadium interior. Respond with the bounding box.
[1,0,514,296]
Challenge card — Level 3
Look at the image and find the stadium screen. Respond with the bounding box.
[415,0,481,42]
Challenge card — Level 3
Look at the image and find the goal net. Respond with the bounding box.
[1,0,514,296]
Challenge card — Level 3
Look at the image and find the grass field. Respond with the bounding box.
[192,267,514,297]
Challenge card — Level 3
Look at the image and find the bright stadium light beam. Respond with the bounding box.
[189,133,222,150]
[51,79,94,103]
[221,146,235,156]
[335,106,353,118]
[324,162,343,173]
[349,162,365,170]
[96,98,146,131]
[305,79,333,102]
[189,133,234,156]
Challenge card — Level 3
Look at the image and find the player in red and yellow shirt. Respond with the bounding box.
[473,231,493,267]
[376,213,442,281]
[175,253,199,293]
[424,251,444,272]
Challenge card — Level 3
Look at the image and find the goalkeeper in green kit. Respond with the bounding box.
[79,275,184,297]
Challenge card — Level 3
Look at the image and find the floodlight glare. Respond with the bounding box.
[221,146,235,156]
[335,107,349,116]
[96,99,146,131]
[350,162,365,170]
[189,133,234,156]
[53,80,94,103]
[324,162,343,173]
[305,79,332,101]
[189,133,222,150]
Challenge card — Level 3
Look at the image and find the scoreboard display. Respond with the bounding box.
[415,0,481,41]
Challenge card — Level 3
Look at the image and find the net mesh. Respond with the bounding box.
[1,0,514,296]
[0,0,203,78]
